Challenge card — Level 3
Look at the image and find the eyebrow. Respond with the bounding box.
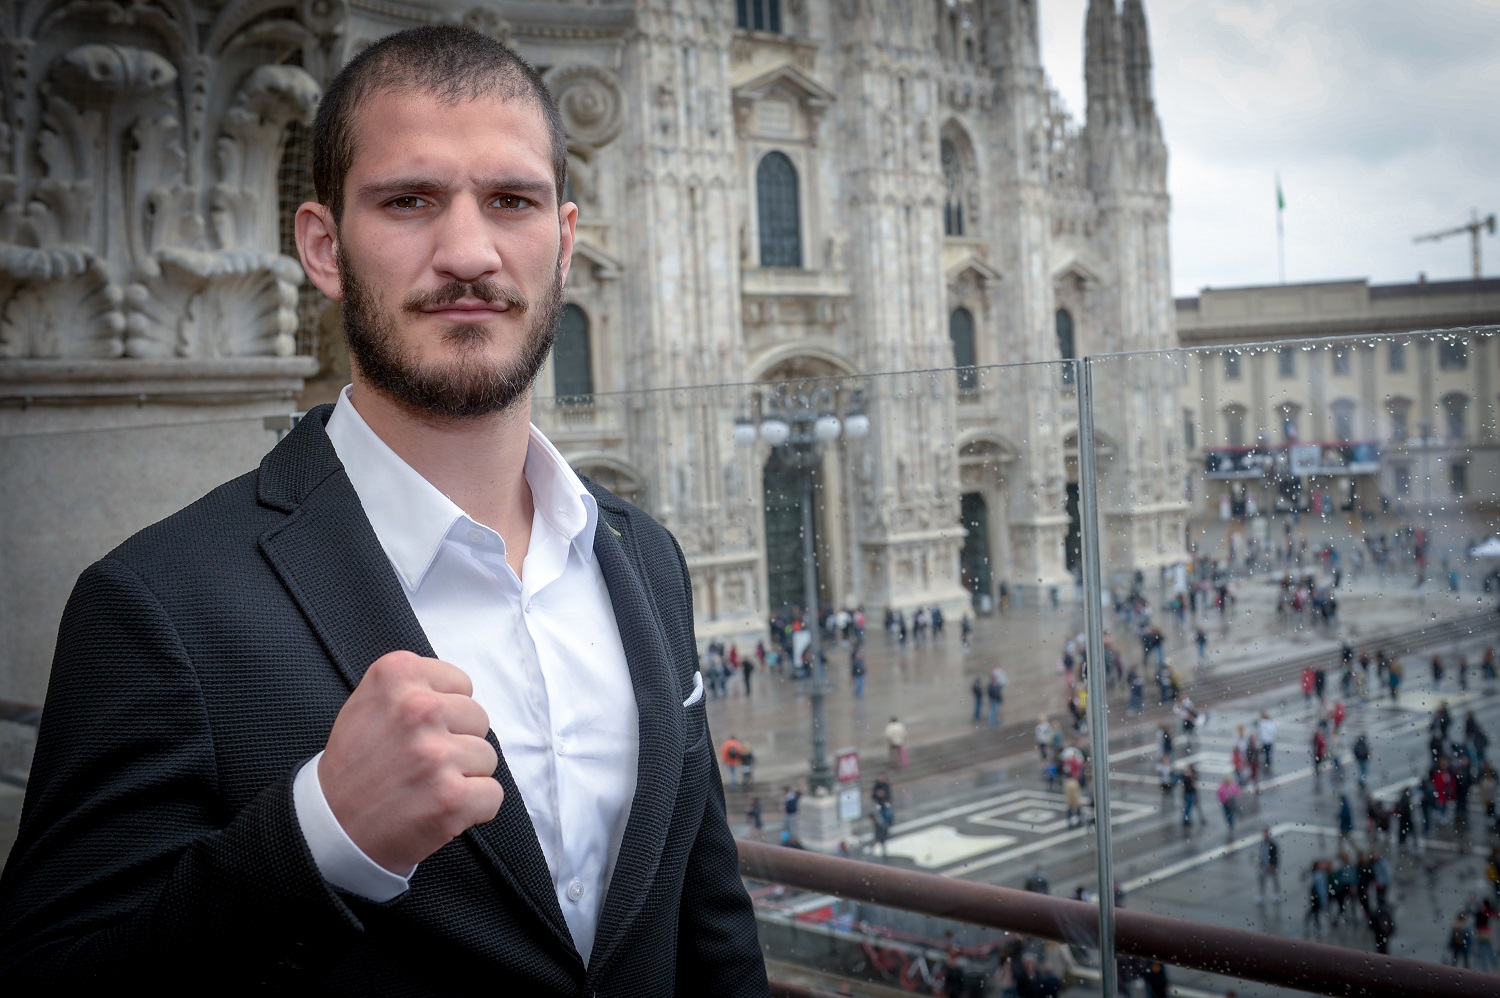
[356,176,556,202]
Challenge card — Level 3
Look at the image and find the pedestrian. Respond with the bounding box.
[885,716,908,769]
[987,667,1006,727]
[1258,711,1277,772]
[1394,788,1415,850]
[745,796,764,841]
[850,646,866,698]
[960,613,972,650]
[871,771,893,824]
[720,733,745,789]
[1140,959,1170,998]
[738,743,756,788]
[1180,765,1205,829]
[1217,776,1240,834]
[1301,666,1316,705]
[1258,827,1283,902]
[1306,860,1328,933]
[742,653,755,697]
[1063,774,1084,828]
[1448,913,1473,968]
[782,785,801,841]
[1353,732,1371,786]
[1024,865,1050,894]
[971,676,984,723]
[1195,627,1208,664]
[1474,896,1497,972]
[1157,754,1176,796]
[1127,666,1145,715]
[871,803,892,860]
[1035,715,1052,760]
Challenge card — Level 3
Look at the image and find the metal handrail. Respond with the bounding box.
[739,838,1496,998]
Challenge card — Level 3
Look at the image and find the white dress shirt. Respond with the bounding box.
[292,386,639,965]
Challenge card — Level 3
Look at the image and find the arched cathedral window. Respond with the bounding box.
[757,152,801,268]
[939,125,978,238]
[736,0,781,33]
[553,304,593,405]
[942,139,964,236]
[1056,308,1076,385]
[950,307,977,393]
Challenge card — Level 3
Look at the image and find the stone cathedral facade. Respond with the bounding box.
[0,0,1185,697]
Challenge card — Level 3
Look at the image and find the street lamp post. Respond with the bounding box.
[736,385,868,792]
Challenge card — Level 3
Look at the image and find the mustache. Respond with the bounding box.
[402,280,529,314]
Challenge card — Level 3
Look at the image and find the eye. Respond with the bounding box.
[386,195,429,211]
[494,194,535,211]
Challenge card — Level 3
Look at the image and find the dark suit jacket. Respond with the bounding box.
[0,405,768,995]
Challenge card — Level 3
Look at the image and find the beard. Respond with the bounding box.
[338,243,566,421]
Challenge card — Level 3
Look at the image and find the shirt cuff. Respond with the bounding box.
[293,752,414,902]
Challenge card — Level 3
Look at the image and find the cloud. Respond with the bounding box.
[1041,0,1500,294]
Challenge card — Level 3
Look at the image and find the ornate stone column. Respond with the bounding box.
[0,1,336,716]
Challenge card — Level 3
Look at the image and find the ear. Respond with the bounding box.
[295,201,343,300]
[556,199,579,287]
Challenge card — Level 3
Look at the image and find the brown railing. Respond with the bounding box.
[740,839,1496,998]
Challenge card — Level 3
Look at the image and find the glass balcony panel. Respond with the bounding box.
[1082,327,1499,987]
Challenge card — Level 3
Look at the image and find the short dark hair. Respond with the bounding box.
[311,25,568,222]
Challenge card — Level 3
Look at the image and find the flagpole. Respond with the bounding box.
[1276,173,1286,284]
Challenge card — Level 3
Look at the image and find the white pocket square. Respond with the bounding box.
[683,671,704,707]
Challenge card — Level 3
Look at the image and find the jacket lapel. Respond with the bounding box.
[254,407,576,959]
[586,496,684,977]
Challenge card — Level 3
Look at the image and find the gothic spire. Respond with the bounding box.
[1084,0,1126,130]
[1120,0,1157,132]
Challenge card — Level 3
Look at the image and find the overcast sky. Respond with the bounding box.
[1038,0,1500,297]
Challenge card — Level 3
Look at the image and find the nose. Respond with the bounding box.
[430,196,502,284]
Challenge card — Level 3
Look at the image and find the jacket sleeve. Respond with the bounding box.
[0,557,362,981]
[666,537,769,997]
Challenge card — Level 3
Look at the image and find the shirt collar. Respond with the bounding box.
[324,386,598,592]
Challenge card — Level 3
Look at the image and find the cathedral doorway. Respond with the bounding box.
[959,492,992,606]
[762,447,826,615]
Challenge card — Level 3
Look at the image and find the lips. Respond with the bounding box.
[424,301,510,321]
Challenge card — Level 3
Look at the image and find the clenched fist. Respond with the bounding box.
[319,650,503,874]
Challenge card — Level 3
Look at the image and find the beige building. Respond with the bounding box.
[1176,278,1500,524]
[0,0,1186,723]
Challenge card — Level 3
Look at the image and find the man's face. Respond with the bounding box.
[332,89,575,419]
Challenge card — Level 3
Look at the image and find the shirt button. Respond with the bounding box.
[567,880,585,903]
[467,528,485,545]
[557,736,569,755]
[525,601,534,613]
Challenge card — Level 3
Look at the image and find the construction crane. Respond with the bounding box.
[1413,208,1496,279]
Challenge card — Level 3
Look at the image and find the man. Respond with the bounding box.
[986,672,1003,728]
[782,785,802,841]
[1257,710,1278,772]
[871,772,893,826]
[1257,827,1283,902]
[721,733,746,789]
[885,716,908,769]
[0,27,766,994]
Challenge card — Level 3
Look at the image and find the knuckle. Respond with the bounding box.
[411,734,450,773]
[397,691,441,729]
